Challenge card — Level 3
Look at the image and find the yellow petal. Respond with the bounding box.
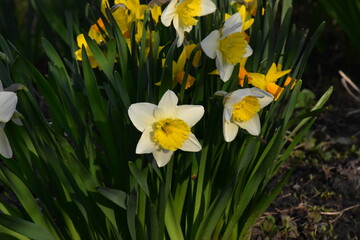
[238,66,248,87]
[247,72,266,89]
[266,82,283,101]
[175,71,196,89]
[284,76,297,89]
[266,63,291,83]
[150,5,162,23]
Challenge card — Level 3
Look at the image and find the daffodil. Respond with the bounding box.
[161,0,216,47]
[75,19,107,68]
[115,0,147,21]
[238,63,291,100]
[0,91,18,158]
[128,90,204,167]
[173,48,196,89]
[219,87,273,142]
[234,0,258,16]
[156,45,199,89]
[201,12,253,82]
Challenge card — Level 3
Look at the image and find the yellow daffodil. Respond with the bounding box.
[218,87,273,141]
[173,48,196,89]
[183,44,201,67]
[201,13,253,82]
[284,76,297,89]
[161,0,216,47]
[225,5,253,31]
[128,90,204,167]
[115,0,147,21]
[0,91,18,158]
[150,5,162,23]
[238,63,291,100]
[75,19,107,68]
[234,0,258,16]
[157,45,198,89]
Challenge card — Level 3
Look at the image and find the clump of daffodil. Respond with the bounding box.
[75,18,107,68]
[233,0,259,16]
[216,87,273,142]
[201,12,253,82]
[238,63,291,100]
[128,90,204,167]
[161,0,216,47]
[0,90,18,158]
[156,44,200,89]
[173,44,201,89]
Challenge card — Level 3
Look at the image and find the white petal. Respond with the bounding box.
[200,0,216,15]
[173,15,185,47]
[238,114,261,136]
[225,88,262,107]
[128,103,156,132]
[155,90,178,119]
[135,128,157,154]
[249,87,274,108]
[0,92,17,123]
[243,44,253,58]
[161,0,178,27]
[180,133,201,152]
[0,126,12,158]
[223,117,239,142]
[200,30,220,59]
[153,149,174,167]
[215,50,234,82]
[177,105,204,127]
[222,13,242,38]
[223,106,233,122]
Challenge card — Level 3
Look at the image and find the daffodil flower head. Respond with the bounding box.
[200,12,253,82]
[0,91,18,158]
[128,90,204,167]
[221,87,273,142]
[161,0,216,47]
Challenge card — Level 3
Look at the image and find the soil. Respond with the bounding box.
[252,1,360,239]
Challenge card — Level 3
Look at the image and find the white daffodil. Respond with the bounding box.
[161,0,216,47]
[220,87,273,142]
[200,12,253,82]
[0,91,18,158]
[128,90,204,167]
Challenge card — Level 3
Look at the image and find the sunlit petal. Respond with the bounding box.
[161,0,178,27]
[177,105,204,127]
[153,148,174,167]
[0,92,17,123]
[237,113,261,136]
[200,30,220,59]
[200,0,217,15]
[249,87,274,108]
[128,103,156,132]
[223,117,239,142]
[215,50,234,82]
[180,133,201,152]
[136,128,157,154]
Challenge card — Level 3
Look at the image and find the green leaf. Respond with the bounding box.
[0,167,58,238]
[165,196,184,240]
[128,162,150,197]
[0,213,56,240]
[97,187,128,210]
[195,180,234,240]
[81,47,106,122]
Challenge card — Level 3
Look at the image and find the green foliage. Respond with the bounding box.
[319,0,360,52]
[0,0,332,239]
